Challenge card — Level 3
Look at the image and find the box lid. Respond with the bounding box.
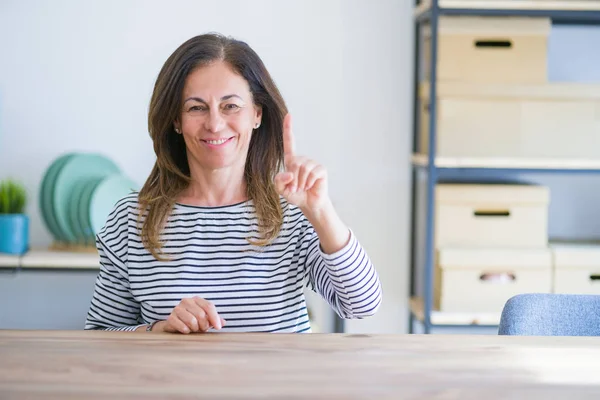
[422,15,551,36]
[438,247,552,270]
[551,242,600,268]
[436,184,549,205]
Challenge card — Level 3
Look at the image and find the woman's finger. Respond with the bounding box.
[286,156,306,193]
[296,160,318,192]
[195,297,222,330]
[167,310,192,334]
[283,114,296,160]
[304,165,327,192]
[175,306,201,332]
[197,310,210,332]
[185,303,210,331]
[274,172,294,195]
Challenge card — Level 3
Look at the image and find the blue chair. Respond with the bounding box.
[498,293,600,336]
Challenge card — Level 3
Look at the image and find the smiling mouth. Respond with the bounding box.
[202,137,233,146]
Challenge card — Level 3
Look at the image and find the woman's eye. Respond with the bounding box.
[189,105,206,112]
[224,104,240,111]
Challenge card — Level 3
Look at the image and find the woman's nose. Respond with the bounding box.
[205,109,226,133]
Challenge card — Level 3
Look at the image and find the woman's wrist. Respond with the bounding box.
[137,320,164,332]
[302,200,350,254]
[149,320,165,332]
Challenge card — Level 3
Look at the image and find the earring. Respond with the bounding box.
[254,123,260,129]
[175,128,181,134]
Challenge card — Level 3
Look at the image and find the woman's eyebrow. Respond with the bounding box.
[184,94,243,104]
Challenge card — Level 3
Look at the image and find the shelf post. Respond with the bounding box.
[409,0,425,334]
[423,0,439,334]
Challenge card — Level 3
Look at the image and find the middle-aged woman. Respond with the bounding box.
[84,33,382,334]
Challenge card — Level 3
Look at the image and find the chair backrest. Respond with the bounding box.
[498,293,600,336]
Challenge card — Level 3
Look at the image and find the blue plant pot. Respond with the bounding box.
[0,214,29,255]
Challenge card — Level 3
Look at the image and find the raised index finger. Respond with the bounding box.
[283,113,296,157]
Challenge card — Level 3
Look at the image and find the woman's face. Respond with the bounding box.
[176,60,262,173]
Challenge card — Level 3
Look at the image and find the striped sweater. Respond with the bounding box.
[84,193,382,333]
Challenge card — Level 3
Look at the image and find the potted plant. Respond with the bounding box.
[0,179,29,255]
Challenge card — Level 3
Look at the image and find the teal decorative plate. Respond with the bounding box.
[39,153,75,242]
[89,174,138,235]
[67,178,90,245]
[52,154,121,243]
[78,177,103,245]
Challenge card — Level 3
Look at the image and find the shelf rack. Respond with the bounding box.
[409,0,600,334]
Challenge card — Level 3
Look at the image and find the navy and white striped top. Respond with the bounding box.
[84,193,382,333]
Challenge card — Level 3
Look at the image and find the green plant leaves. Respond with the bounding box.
[0,179,27,214]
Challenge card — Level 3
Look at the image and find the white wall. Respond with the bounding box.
[0,0,413,333]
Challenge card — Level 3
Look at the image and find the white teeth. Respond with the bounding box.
[205,138,229,145]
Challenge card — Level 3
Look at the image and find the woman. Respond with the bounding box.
[84,33,382,333]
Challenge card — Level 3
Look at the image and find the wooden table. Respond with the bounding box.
[2,330,600,399]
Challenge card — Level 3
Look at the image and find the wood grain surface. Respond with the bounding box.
[1,330,600,399]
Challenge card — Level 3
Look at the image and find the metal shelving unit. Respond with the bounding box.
[409,0,600,334]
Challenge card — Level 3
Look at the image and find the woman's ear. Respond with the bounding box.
[254,106,263,129]
[173,120,182,134]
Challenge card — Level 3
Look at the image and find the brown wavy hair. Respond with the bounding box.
[138,33,288,260]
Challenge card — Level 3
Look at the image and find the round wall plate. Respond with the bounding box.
[52,153,120,243]
[89,174,138,235]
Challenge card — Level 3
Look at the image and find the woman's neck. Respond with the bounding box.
[178,166,247,207]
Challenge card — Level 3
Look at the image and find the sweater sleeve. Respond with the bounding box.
[299,216,383,319]
[84,197,144,331]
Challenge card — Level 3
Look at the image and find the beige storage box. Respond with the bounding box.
[435,183,549,248]
[423,16,550,84]
[551,243,600,295]
[419,82,600,159]
[434,247,553,313]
